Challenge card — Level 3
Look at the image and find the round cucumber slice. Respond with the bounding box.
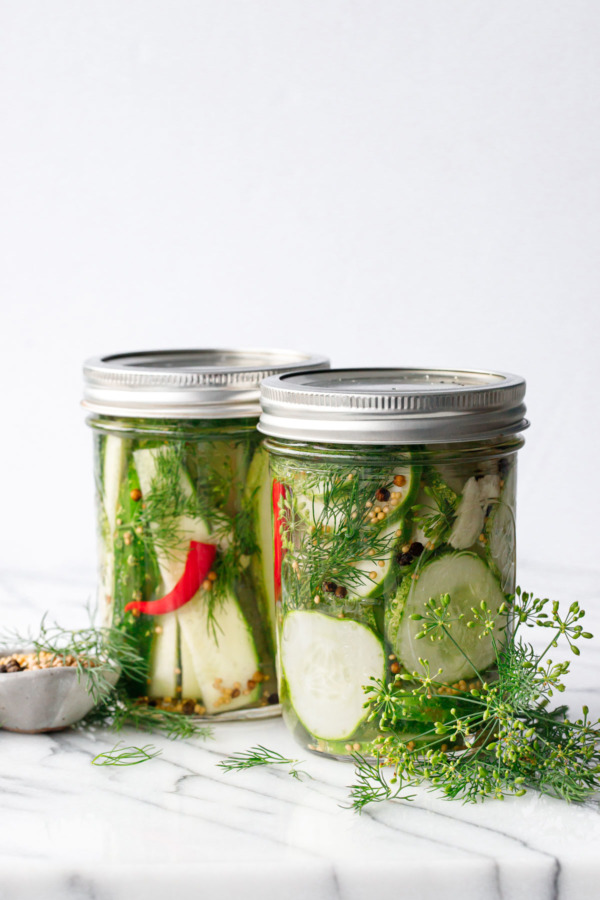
[345,522,403,599]
[365,466,421,530]
[391,552,505,684]
[296,466,420,532]
[281,611,385,741]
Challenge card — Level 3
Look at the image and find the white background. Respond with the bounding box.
[1,1,598,579]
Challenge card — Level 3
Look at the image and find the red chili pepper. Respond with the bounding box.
[272,480,287,602]
[125,541,217,616]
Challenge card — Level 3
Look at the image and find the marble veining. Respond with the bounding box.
[0,561,599,900]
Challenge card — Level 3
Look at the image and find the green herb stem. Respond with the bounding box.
[91,741,161,767]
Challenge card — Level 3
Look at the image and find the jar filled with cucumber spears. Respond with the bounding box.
[259,368,528,755]
[83,349,329,719]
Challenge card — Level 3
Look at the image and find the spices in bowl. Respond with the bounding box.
[0,648,117,734]
[0,652,89,673]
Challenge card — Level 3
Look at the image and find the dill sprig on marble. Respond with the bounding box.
[91,741,161,767]
[349,587,600,811]
[218,745,308,780]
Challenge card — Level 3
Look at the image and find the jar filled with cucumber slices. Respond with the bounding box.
[83,349,328,719]
[259,368,528,755]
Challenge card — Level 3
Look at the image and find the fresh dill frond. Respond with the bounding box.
[136,442,229,559]
[411,505,453,545]
[106,697,214,741]
[349,587,600,811]
[218,745,308,780]
[134,440,260,641]
[348,755,416,811]
[277,464,403,606]
[91,741,161,767]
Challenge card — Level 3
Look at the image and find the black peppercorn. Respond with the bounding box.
[375,487,390,502]
[335,585,348,599]
[323,581,337,593]
[397,552,413,566]
[0,665,8,673]
[267,692,279,705]
[409,541,424,558]
[182,699,195,715]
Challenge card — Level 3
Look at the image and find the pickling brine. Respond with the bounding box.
[92,418,278,714]
[259,368,527,755]
[83,349,328,719]
[270,445,518,754]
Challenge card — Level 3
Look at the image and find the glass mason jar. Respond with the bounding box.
[259,368,528,755]
[82,349,329,720]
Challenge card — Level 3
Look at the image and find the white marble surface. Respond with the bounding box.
[1,561,599,900]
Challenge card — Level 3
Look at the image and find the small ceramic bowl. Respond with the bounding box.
[0,650,120,733]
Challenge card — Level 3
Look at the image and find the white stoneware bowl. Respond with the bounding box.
[0,650,120,733]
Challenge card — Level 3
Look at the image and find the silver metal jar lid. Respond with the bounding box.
[83,349,330,419]
[258,368,529,444]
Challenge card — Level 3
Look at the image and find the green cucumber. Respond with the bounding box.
[295,466,420,601]
[383,691,458,725]
[245,445,276,651]
[423,467,458,518]
[148,611,179,698]
[133,445,212,698]
[187,437,249,520]
[133,446,212,590]
[112,458,162,696]
[296,465,421,533]
[103,435,128,534]
[96,435,129,626]
[367,465,422,529]
[410,467,457,545]
[177,588,261,713]
[345,522,403,599]
[179,629,204,699]
[281,610,385,740]
[387,552,505,683]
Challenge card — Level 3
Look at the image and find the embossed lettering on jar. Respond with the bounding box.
[83,349,329,720]
[259,368,528,756]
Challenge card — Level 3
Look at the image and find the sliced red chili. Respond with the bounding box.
[125,540,217,616]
